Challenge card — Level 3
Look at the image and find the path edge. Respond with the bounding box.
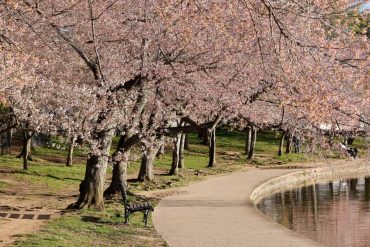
[250,159,370,204]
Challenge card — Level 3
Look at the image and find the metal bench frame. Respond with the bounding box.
[119,184,154,226]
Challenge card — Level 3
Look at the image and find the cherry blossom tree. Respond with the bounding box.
[1,0,368,210]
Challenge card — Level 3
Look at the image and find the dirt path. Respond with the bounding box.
[153,168,322,247]
[0,215,48,247]
[0,192,74,247]
[0,172,76,247]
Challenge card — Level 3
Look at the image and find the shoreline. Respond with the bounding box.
[250,159,369,204]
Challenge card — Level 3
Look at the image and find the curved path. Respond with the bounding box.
[153,169,321,247]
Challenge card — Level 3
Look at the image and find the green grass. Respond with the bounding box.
[33,147,69,157]
[14,201,165,247]
[274,153,311,163]
[127,147,244,191]
[33,146,87,159]
[0,180,7,189]
[254,131,281,153]
[351,137,369,157]
[0,155,85,191]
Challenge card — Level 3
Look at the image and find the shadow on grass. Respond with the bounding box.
[0,169,17,174]
[46,174,81,182]
[12,170,82,183]
[81,215,101,223]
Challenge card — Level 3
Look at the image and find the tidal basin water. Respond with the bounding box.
[257,177,370,247]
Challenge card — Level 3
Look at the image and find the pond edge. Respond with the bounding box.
[250,159,370,204]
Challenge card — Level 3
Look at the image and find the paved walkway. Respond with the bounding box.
[153,169,321,247]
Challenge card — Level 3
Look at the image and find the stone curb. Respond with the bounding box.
[250,159,370,204]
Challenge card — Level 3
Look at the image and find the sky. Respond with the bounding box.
[360,2,370,11]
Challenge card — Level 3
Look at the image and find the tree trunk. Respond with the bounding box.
[138,145,158,182]
[6,129,13,148]
[22,131,33,170]
[179,133,185,169]
[200,128,209,145]
[198,129,204,139]
[247,127,257,160]
[208,128,216,167]
[156,135,165,158]
[169,134,181,175]
[70,131,113,210]
[343,136,348,145]
[104,151,130,197]
[104,134,134,197]
[156,143,164,158]
[294,136,301,154]
[66,136,76,167]
[104,79,147,196]
[286,133,292,154]
[0,129,12,155]
[184,133,189,150]
[278,131,286,156]
[0,135,4,155]
[245,126,251,154]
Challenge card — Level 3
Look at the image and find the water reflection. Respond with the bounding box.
[257,177,370,247]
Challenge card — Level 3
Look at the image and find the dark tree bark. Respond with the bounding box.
[70,130,114,210]
[0,129,13,155]
[278,131,286,156]
[169,133,181,175]
[6,129,13,148]
[184,133,189,150]
[198,129,204,139]
[294,136,302,154]
[365,177,370,201]
[179,133,185,169]
[343,136,348,145]
[200,128,209,145]
[286,133,292,154]
[208,128,216,167]
[105,80,147,196]
[104,151,130,197]
[245,126,251,154]
[21,130,34,170]
[156,143,164,158]
[104,133,139,197]
[156,135,165,158]
[138,145,158,182]
[66,136,76,167]
[0,135,3,155]
[247,126,257,160]
[347,137,354,145]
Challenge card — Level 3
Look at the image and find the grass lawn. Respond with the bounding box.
[352,137,369,157]
[0,179,7,189]
[14,203,165,247]
[0,129,350,246]
[0,155,85,191]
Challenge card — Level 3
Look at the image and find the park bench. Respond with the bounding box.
[119,184,154,226]
[340,143,358,158]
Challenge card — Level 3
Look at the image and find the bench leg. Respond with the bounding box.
[125,211,130,224]
[144,210,149,226]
